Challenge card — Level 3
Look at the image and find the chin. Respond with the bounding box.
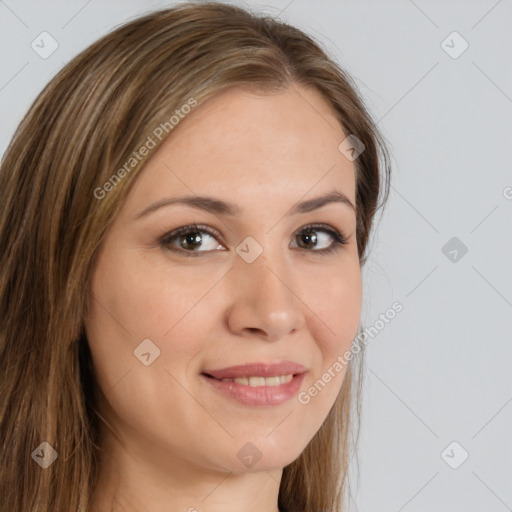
[222,436,308,474]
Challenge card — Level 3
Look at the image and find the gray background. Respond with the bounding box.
[1,0,511,510]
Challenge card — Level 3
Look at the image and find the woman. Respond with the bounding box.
[0,2,391,511]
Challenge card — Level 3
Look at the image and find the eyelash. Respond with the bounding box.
[159,223,348,257]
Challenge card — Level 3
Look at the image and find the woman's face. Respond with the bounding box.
[85,84,362,476]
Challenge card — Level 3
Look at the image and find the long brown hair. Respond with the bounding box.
[0,2,392,511]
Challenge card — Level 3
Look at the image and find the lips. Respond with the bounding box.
[202,361,307,380]
[201,363,307,406]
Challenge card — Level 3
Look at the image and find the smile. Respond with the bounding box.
[217,374,294,386]
[201,372,306,406]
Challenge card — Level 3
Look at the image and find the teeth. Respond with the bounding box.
[219,374,294,386]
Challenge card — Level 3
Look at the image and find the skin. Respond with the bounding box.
[85,84,362,512]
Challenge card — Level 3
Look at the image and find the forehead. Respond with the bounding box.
[123,85,356,216]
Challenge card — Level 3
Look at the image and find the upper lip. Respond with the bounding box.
[202,361,307,379]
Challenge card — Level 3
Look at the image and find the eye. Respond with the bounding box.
[291,223,348,254]
[159,222,348,257]
[159,224,224,257]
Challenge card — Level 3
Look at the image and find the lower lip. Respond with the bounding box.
[201,373,306,407]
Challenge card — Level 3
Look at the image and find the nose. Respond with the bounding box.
[225,249,306,342]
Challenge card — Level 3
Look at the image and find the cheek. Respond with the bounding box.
[332,270,362,348]
[297,259,361,409]
[306,259,362,354]
[84,247,221,382]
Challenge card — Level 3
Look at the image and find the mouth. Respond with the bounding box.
[201,361,306,380]
[200,361,307,406]
[201,372,299,387]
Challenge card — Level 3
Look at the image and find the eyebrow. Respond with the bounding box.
[134,190,355,220]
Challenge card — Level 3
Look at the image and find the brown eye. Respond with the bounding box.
[292,224,348,254]
[160,224,225,257]
[296,230,318,250]
[178,231,203,251]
